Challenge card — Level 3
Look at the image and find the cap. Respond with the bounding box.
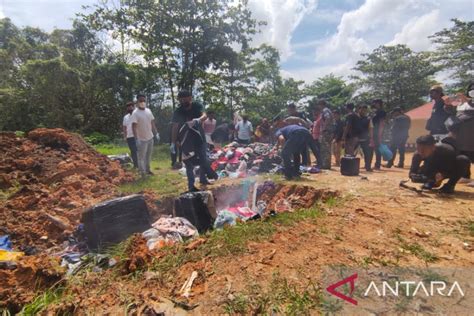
[178,90,192,98]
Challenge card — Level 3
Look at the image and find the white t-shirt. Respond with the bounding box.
[122,113,134,138]
[130,108,155,141]
[235,120,253,140]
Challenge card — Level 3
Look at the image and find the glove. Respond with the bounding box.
[170,143,176,155]
[155,133,160,143]
[186,118,200,128]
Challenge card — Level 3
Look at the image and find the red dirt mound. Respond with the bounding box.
[0,128,134,250]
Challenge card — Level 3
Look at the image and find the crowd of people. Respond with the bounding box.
[121,83,474,194]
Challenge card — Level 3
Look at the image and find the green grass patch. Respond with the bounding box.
[223,273,322,315]
[95,143,186,196]
[19,288,66,316]
[396,235,438,263]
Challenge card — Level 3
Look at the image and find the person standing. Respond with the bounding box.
[131,94,158,176]
[371,99,387,170]
[276,125,313,180]
[255,118,272,143]
[122,101,138,168]
[311,109,323,167]
[342,103,359,156]
[386,107,411,168]
[426,85,453,136]
[356,105,374,171]
[202,110,217,150]
[171,90,217,191]
[235,115,253,145]
[332,109,344,167]
[318,100,334,169]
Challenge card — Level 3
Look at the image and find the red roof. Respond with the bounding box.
[406,102,433,120]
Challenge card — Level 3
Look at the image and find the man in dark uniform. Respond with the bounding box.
[276,124,313,180]
[386,107,411,168]
[409,135,470,194]
[171,90,217,192]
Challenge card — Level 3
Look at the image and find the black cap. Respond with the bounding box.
[178,90,192,98]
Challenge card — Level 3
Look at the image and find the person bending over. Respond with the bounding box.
[275,124,313,180]
[409,135,470,194]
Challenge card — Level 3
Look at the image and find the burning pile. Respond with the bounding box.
[0,129,134,250]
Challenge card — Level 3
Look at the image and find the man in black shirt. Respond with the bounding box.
[426,85,453,135]
[386,107,411,168]
[409,135,470,194]
[343,103,359,156]
[356,105,373,171]
[171,90,217,191]
[371,99,387,170]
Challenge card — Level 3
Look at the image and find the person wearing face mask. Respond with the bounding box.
[122,101,138,168]
[131,94,158,176]
[171,90,218,192]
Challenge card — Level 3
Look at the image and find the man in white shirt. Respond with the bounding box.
[235,114,253,145]
[131,94,158,176]
[122,102,138,168]
[202,110,217,149]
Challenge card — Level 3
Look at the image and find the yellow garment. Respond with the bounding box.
[0,249,24,261]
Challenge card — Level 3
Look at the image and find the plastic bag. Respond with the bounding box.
[378,144,393,161]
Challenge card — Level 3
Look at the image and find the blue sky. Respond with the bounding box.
[2,0,473,83]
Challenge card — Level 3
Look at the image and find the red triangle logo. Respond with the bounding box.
[326,273,358,305]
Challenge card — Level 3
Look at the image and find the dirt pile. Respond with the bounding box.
[0,128,134,250]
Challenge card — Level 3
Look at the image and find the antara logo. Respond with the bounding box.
[326,273,466,306]
[326,273,358,305]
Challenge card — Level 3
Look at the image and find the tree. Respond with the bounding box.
[304,74,354,108]
[430,19,474,90]
[353,44,438,110]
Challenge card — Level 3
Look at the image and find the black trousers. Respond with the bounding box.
[171,145,182,166]
[358,140,373,171]
[281,130,312,178]
[446,155,471,188]
[389,137,408,166]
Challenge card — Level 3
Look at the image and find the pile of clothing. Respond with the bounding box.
[142,217,199,250]
[209,142,282,178]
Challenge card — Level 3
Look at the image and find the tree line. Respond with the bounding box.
[0,0,472,140]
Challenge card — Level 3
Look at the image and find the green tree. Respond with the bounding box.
[304,74,354,108]
[430,19,474,90]
[353,44,438,110]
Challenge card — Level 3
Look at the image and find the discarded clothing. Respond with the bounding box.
[0,250,24,261]
[0,235,12,251]
[143,217,199,250]
[214,210,239,229]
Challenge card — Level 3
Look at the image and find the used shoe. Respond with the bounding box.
[147,171,154,176]
[188,186,200,193]
[395,164,404,168]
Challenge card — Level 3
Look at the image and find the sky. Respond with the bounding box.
[2,0,473,84]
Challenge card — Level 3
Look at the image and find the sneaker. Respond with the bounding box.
[147,171,154,176]
[385,163,393,168]
[395,165,404,168]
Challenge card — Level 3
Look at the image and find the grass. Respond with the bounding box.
[94,143,185,196]
[19,288,65,316]
[396,235,438,263]
[223,273,323,315]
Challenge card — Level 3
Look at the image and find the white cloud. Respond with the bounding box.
[387,9,444,51]
[281,62,354,83]
[248,0,318,61]
[0,3,5,19]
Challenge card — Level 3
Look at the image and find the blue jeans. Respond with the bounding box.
[184,142,217,190]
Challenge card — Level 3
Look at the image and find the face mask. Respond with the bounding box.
[138,102,146,109]
[468,90,474,98]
